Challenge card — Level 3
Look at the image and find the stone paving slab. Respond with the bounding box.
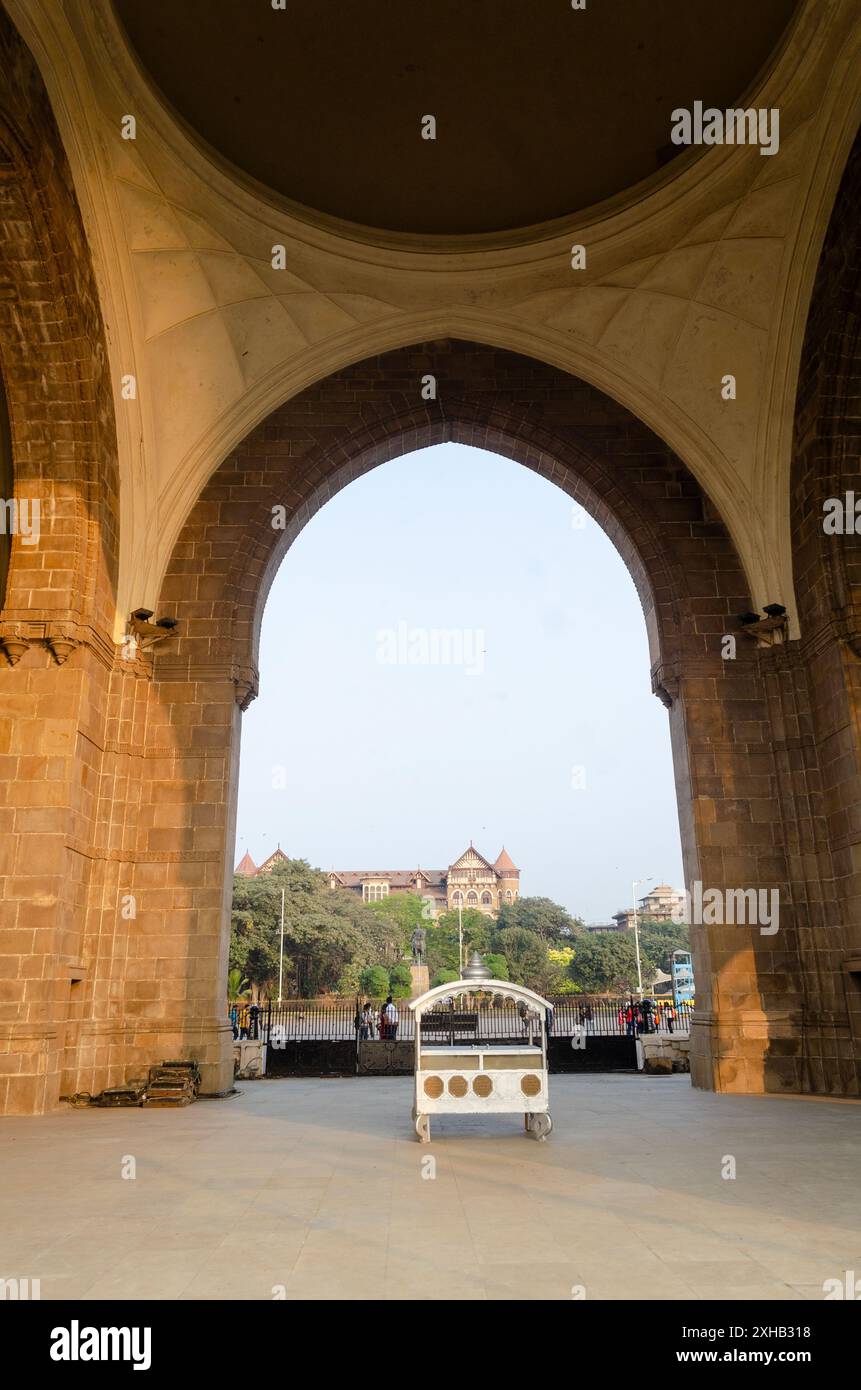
[0,1075,858,1301]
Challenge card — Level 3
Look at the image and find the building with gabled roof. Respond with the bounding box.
[234,845,289,877]
[235,842,520,916]
[329,843,520,917]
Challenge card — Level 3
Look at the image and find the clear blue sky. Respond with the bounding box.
[234,443,684,922]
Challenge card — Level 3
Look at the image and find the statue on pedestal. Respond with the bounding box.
[411,926,427,966]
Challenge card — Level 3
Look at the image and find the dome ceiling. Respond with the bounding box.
[114,0,799,237]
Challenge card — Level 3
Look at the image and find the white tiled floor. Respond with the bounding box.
[1,1074,859,1300]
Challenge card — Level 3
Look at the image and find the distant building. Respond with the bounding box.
[233,842,520,918]
[330,843,520,917]
[611,883,686,930]
[235,846,289,877]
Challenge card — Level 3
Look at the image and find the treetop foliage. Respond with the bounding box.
[230,860,689,999]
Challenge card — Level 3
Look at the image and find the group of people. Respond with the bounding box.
[355,997,400,1040]
[230,1003,260,1040]
[618,998,678,1035]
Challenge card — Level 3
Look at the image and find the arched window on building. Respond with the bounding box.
[505,890,513,902]
[481,892,492,906]
[452,890,463,905]
[466,891,478,905]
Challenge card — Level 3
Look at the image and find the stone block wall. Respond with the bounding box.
[0,10,119,1112]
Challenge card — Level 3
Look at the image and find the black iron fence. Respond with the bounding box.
[550,997,692,1036]
[231,995,692,1045]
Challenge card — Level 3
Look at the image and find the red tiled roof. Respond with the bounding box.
[494,847,519,874]
[331,869,446,889]
[234,851,258,875]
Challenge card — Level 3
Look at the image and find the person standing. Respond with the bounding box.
[382,995,398,1040]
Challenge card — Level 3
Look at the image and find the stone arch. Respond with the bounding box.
[133,338,816,1099]
[146,306,769,633]
[158,341,748,705]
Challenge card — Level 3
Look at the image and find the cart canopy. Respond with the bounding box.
[409,978,553,1018]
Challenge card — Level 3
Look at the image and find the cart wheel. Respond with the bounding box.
[415,1113,430,1143]
[531,1112,552,1141]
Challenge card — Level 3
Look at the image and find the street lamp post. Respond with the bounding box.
[631,876,653,997]
[458,903,464,975]
[277,886,285,1004]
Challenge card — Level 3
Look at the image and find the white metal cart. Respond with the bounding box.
[409,968,552,1142]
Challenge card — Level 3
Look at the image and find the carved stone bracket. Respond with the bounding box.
[651,662,680,709]
[233,665,259,711]
[45,632,79,665]
[0,634,29,665]
[0,618,112,668]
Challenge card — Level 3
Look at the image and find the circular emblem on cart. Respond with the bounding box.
[472,1075,492,1098]
[520,1073,542,1097]
[448,1075,468,1097]
[423,1076,444,1099]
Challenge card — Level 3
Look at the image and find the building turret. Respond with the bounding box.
[494,847,520,908]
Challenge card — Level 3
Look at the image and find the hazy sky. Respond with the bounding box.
[234,443,684,922]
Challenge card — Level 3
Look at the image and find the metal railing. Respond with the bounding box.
[231,994,693,1045]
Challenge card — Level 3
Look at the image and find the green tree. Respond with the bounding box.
[359,964,390,997]
[229,910,280,991]
[491,926,550,991]
[496,895,584,943]
[388,963,412,999]
[431,968,459,988]
[227,967,251,1002]
[637,919,691,978]
[566,932,640,994]
[426,908,491,978]
[547,946,580,994]
[367,892,428,960]
[484,952,509,980]
[231,857,392,997]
